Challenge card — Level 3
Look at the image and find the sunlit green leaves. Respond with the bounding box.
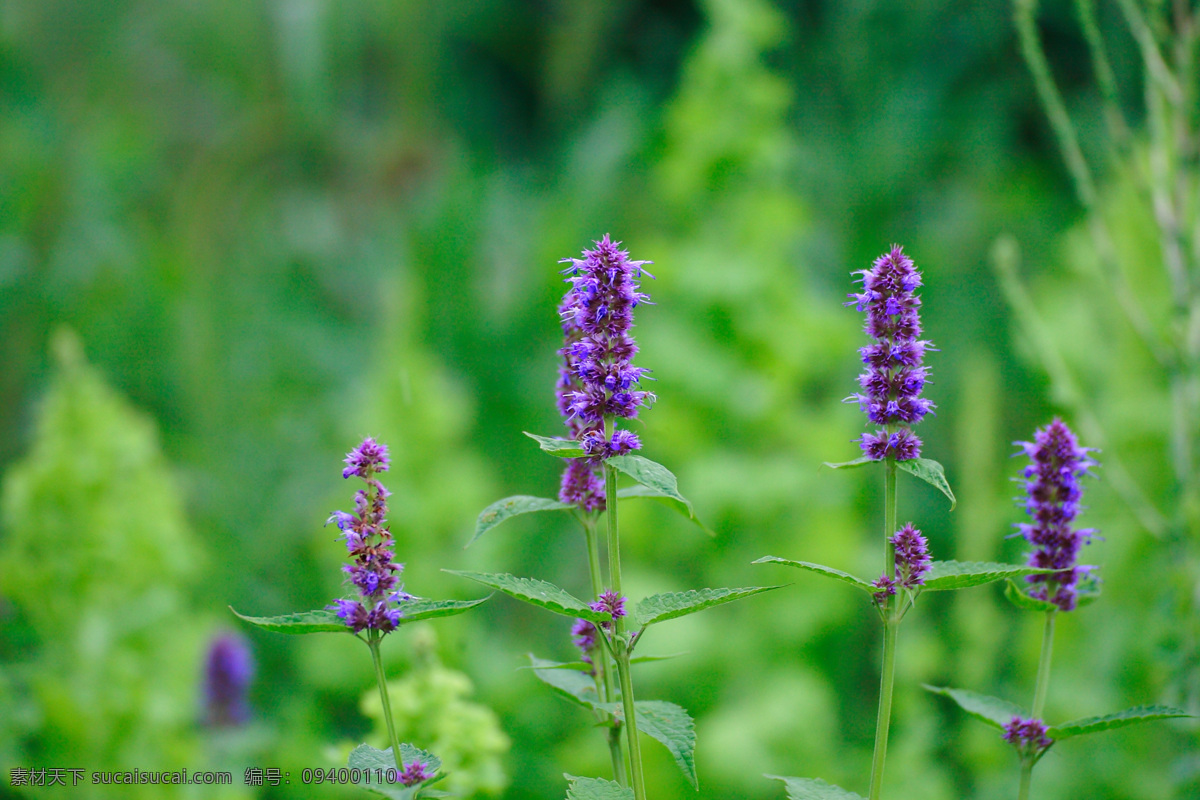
[921,561,1050,592]
[445,571,606,622]
[564,775,634,800]
[1049,706,1191,740]
[607,454,699,525]
[1004,580,1060,612]
[400,597,491,622]
[765,775,866,800]
[231,608,351,635]
[923,686,1024,729]
[752,557,873,592]
[895,457,956,508]
[632,586,781,628]
[525,432,587,458]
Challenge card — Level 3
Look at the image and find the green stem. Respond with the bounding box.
[1017,760,1034,800]
[1031,610,1057,719]
[867,459,900,800]
[614,641,647,800]
[585,516,627,785]
[369,637,403,769]
[884,460,898,577]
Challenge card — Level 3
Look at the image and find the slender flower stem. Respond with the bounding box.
[868,459,900,800]
[585,516,627,784]
[368,637,403,768]
[1017,761,1034,800]
[613,642,647,800]
[1031,611,1057,718]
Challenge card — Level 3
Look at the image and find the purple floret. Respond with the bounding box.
[1003,716,1053,758]
[891,523,932,589]
[846,246,935,460]
[398,760,431,786]
[342,437,391,479]
[589,589,627,631]
[1014,419,1098,611]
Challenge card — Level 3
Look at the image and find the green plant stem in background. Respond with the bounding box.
[369,637,404,768]
[584,515,628,785]
[1031,611,1056,718]
[868,460,900,800]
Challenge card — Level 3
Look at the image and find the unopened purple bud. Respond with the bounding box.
[202,633,254,727]
[1003,716,1053,758]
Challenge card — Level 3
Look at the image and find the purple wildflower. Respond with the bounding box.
[589,589,627,630]
[847,246,935,460]
[557,235,654,459]
[1003,716,1053,759]
[1015,419,1098,611]
[558,459,605,512]
[571,618,600,671]
[891,523,932,589]
[326,438,410,633]
[202,633,254,727]
[870,574,897,607]
[398,760,432,787]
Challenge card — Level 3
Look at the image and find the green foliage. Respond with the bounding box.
[1003,580,1061,612]
[895,458,956,509]
[564,775,636,800]
[232,608,354,635]
[470,495,573,546]
[526,433,588,458]
[606,454,700,525]
[923,686,1026,729]
[752,557,874,592]
[444,571,606,621]
[1049,706,1192,741]
[632,586,782,628]
[765,775,866,800]
[348,743,441,799]
[921,561,1049,592]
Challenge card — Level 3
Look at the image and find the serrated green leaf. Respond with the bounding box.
[445,571,607,622]
[401,596,490,622]
[468,495,573,546]
[598,701,696,789]
[765,775,866,800]
[230,607,352,635]
[632,652,687,665]
[1004,580,1060,612]
[632,586,781,628]
[564,774,635,800]
[1049,705,1191,740]
[923,685,1024,729]
[525,432,587,458]
[896,457,956,509]
[820,457,878,470]
[616,484,711,534]
[752,557,873,592]
[606,455,696,521]
[530,656,600,709]
[921,561,1052,592]
[348,744,441,799]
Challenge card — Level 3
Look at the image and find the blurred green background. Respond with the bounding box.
[1,0,1197,798]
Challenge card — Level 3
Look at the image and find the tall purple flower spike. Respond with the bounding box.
[847,245,935,460]
[1015,418,1098,611]
[557,235,655,461]
[326,438,412,633]
[202,632,254,726]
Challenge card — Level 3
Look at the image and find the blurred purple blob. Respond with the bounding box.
[203,632,254,727]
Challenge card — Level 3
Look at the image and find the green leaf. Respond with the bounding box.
[468,495,573,546]
[564,774,635,800]
[632,586,781,628]
[606,455,697,521]
[1049,705,1192,740]
[1004,580,1060,612]
[765,775,866,800]
[529,656,600,709]
[348,744,441,799]
[525,432,587,458]
[230,607,351,635]
[400,596,490,622]
[922,561,1052,592]
[628,701,697,789]
[444,571,606,622]
[631,652,688,665]
[820,457,878,470]
[896,457,956,509]
[616,484,711,534]
[752,557,873,592]
[923,685,1025,729]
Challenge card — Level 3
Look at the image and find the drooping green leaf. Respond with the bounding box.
[631,652,688,665]
[923,686,1024,729]
[444,571,606,622]
[348,744,441,799]
[1049,705,1191,740]
[468,495,573,546]
[632,586,782,628]
[1004,580,1060,612]
[765,775,866,800]
[230,607,352,635]
[752,557,874,592]
[921,561,1051,592]
[624,701,698,789]
[606,454,698,520]
[400,596,490,622]
[820,457,878,470]
[525,432,587,458]
[616,484,711,533]
[896,458,956,509]
[564,774,635,800]
[529,655,600,709]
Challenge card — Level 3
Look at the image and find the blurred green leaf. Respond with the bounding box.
[231,607,351,635]
[922,561,1052,592]
[564,775,635,800]
[896,458,956,509]
[607,454,699,524]
[1049,706,1191,740]
[600,700,697,789]
[821,457,878,470]
[401,596,491,622]
[468,495,573,546]
[1004,580,1061,612]
[617,483,711,534]
[525,433,587,458]
[923,686,1024,729]
[765,775,866,799]
[753,557,873,592]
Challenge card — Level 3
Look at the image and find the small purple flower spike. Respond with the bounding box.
[398,760,432,786]
[1003,716,1053,759]
[1014,419,1098,611]
[557,235,655,462]
[589,589,627,630]
[571,618,600,673]
[202,633,254,726]
[846,246,935,460]
[891,523,932,589]
[326,438,410,633]
[870,574,898,607]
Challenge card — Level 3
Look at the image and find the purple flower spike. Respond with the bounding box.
[870,574,898,607]
[847,246,935,460]
[1003,716,1053,759]
[326,439,411,634]
[556,235,655,467]
[571,618,600,672]
[202,633,254,727]
[891,523,932,589]
[589,589,627,630]
[1014,419,1098,611]
[398,760,432,787]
